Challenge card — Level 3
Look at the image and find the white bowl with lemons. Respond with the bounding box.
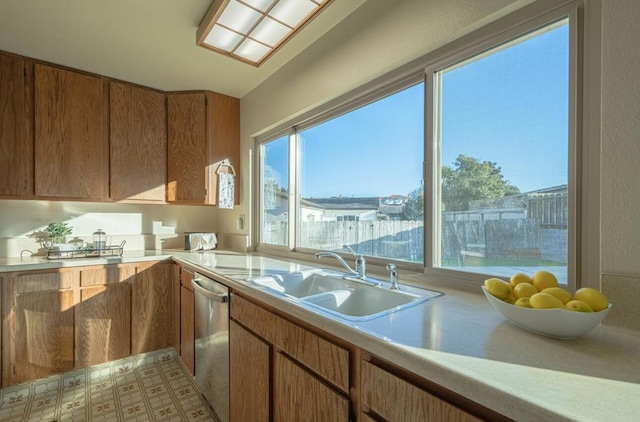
[482,271,612,339]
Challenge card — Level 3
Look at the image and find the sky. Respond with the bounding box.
[264,20,569,199]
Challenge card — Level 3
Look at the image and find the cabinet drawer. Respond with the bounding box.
[14,270,75,293]
[231,294,349,393]
[361,360,481,422]
[80,264,136,286]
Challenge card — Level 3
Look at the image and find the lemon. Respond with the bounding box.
[503,295,517,304]
[514,297,532,308]
[484,278,512,300]
[541,287,572,305]
[532,270,559,291]
[565,300,594,312]
[510,272,533,287]
[529,292,564,309]
[574,288,609,312]
[513,282,538,299]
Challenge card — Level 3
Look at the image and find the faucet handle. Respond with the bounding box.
[386,263,400,290]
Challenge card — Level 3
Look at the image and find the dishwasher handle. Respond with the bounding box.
[192,278,228,303]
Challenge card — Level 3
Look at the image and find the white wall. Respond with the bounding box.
[600,0,640,276]
[0,200,217,255]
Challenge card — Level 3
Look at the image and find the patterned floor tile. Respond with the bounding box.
[0,348,216,421]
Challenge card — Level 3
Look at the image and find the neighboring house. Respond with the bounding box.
[264,194,409,222]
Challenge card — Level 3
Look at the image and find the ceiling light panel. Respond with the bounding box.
[203,25,244,51]
[235,38,271,62]
[250,16,289,47]
[241,0,275,12]
[269,0,317,27]
[218,0,262,33]
[197,0,332,66]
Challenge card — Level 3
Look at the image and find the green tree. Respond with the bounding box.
[402,185,424,221]
[441,155,519,211]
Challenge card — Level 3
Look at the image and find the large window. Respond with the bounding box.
[257,8,577,286]
[260,82,424,263]
[430,19,571,284]
[260,134,289,247]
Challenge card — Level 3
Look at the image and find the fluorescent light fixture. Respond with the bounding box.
[197,0,332,66]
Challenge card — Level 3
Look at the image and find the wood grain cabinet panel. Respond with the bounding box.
[3,269,78,385]
[231,294,349,393]
[229,320,270,422]
[361,360,481,422]
[132,262,174,354]
[110,81,166,201]
[75,265,135,367]
[34,63,105,199]
[167,93,207,203]
[179,268,195,375]
[0,52,32,197]
[274,352,350,422]
[166,91,240,205]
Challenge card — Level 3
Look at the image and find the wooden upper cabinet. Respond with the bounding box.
[34,63,105,199]
[167,91,240,205]
[167,92,207,203]
[110,81,166,201]
[0,53,32,197]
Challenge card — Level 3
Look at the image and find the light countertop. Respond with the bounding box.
[2,250,639,421]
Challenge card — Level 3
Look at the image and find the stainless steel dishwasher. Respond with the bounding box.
[192,272,229,422]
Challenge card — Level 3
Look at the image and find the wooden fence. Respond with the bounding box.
[263,221,424,261]
[264,207,566,263]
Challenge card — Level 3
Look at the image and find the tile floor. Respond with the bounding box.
[0,348,219,422]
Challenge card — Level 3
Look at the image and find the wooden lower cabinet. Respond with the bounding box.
[180,268,195,375]
[132,262,174,354]
[229,320,270,422]
[3,269,76,385]
[1,261,175,387]
[274,351,350,422]
[76,265,135,367]
[230,293,351,421]
[361,360,483,422]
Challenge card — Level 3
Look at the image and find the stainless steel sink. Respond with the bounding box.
[247,268,442,321]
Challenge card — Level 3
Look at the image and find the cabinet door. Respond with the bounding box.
[34,63,105,199]
[132,262,174,354]
[361,360,481,422]
[110,81,166,201]
[274,351,350,422]
[207,91,240,205]
[4,270,76,385]
[180,284,195,375]
[0,53,32,197]
[75,265,134,367]
[167,93,207,203]
[230,320,269,422]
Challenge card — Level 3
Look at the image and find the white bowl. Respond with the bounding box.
[482,287,612,339]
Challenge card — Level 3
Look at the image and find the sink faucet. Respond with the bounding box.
[315,245,366,280]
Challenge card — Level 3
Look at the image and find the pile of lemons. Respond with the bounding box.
[484,271,609,312]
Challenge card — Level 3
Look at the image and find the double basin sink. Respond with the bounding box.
[246,268,442,321]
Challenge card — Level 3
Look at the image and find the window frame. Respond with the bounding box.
[424,5,579,289]
[255,74,426,272]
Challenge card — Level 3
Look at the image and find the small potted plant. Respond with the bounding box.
[44,222,74,251]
